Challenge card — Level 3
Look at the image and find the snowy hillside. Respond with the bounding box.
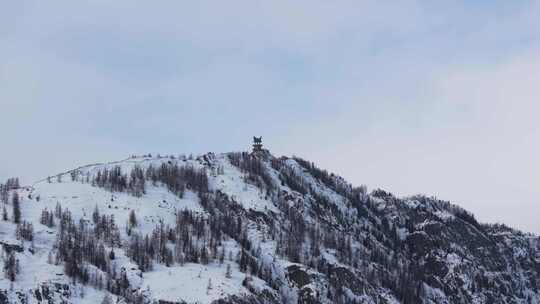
[0,152,539,304]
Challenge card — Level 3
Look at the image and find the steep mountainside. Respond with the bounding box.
[0,152,539,304]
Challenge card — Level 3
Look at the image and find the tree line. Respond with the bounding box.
[89,163,209,199]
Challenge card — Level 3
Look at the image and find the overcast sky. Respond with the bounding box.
[1,1,540,233]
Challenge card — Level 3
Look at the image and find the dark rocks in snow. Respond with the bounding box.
[0,291,8,304]
[286,265,311,288]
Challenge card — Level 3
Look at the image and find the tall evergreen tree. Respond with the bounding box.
[2,205,7,221]
[3,252,17,281]
[12,192,21,224]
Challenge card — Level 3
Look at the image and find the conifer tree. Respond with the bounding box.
[2,205,7,221]
[129,210,137,228]
[3,252,17,281]
[12,192,21,224]
[225,264,232,279]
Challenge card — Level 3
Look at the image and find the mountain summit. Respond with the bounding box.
[0,152,538,304]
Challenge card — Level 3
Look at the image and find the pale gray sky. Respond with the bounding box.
[1,1,540,233]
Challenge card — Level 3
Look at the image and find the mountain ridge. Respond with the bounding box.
[1,152,538,304]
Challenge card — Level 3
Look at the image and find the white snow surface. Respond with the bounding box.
[0,155,274,304]
[144,263,253,304]
[208,154,278,213]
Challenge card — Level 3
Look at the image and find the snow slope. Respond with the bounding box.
[0,152,539,304]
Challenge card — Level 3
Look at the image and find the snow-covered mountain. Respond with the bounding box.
[1,152,539,304]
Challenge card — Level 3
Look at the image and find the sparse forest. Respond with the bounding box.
[1,153,539,304]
